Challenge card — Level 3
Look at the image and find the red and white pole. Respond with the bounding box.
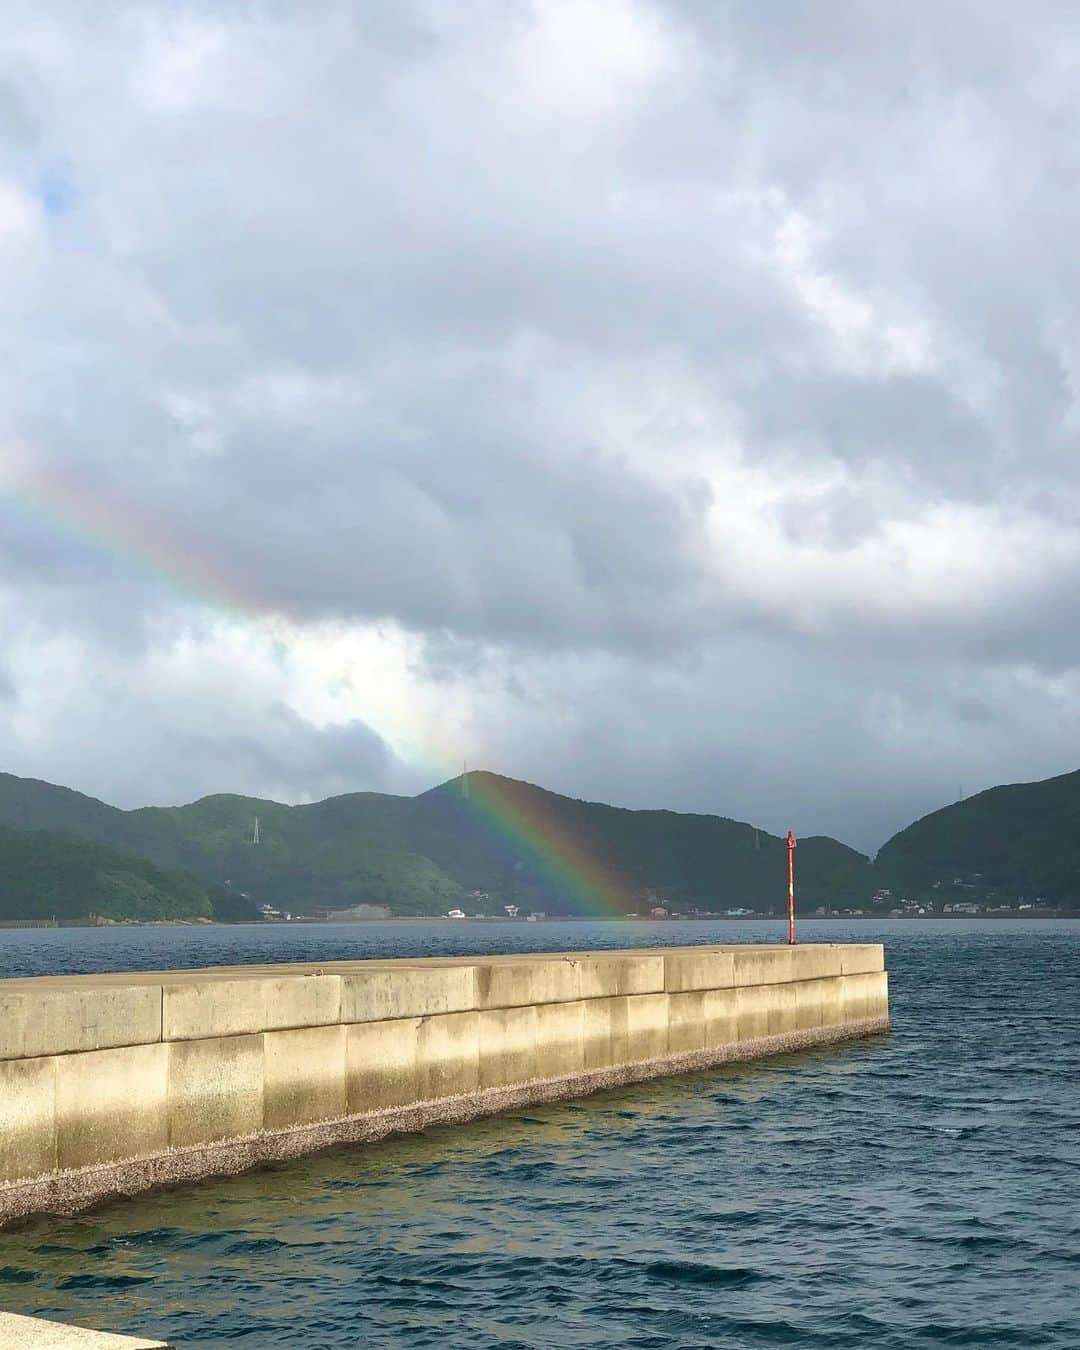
[786,830,796,945]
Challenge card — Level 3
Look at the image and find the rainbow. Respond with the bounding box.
[444,771,633,917]
[2,453,634,917]
[3,451,267,615]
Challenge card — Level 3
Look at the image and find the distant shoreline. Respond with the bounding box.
[1,912,1075,929]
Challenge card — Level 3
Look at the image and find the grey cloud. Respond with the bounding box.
[0,655,403,810]
[3,1,1080,845]
[168,703,395,803]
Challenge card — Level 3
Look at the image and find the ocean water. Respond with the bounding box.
[1,919,1078,1349]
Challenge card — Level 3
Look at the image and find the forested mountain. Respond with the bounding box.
[875,769,1080,903]
[406,773,870,914]
[10,762,1080,922]
[0,770,869,918]
[0,825,241,923]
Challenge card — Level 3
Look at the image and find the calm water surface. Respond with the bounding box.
[1,919,1078,1349]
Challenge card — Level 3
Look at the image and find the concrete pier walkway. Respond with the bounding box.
[0,943,888,1224]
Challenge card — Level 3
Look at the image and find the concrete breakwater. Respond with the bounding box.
[0,943,887,1224]
[0,1310,172,1348]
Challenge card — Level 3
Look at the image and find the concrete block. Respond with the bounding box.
[793,978,823,1030]
[346,1018,421,1112]
[582,996,629,1070]
[790,946,844,981]
[667,991,707,1053]
[625,993,668,1062]
[476,959,579,1010]
[478,1006,538,1090]
[55,1044,169,1171]
[0,1056,56,1184]
[0,985,162,1060]
[702,988,739,1048]
[264,1025,346,1129]
[840,945,885,976]
[731,947,795,988]
[840,972,864,1021]
[340,965,477,1023]
[168,1034,264,1148]
[163,977,263,1036]
[162,978,261,1041]
[663,950,735,993]
[576,955,664,999]
[163,974,341,1041]
[417,1011,479,1100]
[734,984,773,1042]
[817,977,846,1028]
[843,971,889,1021]
[534,1000,585,1079]
[766,980,799,1034]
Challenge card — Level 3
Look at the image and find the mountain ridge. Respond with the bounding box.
[0,823,247,924]
[0,768,869,920]
[874,767,1080,903]
[5,763,1077,922]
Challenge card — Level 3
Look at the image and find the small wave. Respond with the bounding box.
[953,1232,1017,1252]
[59,1273,154,1290]
[700,1208,764,1228]
[645,1259,765,1289]
[497,1160,558,1180]
[223,1236,290,1255]
[0,1266,38,1284]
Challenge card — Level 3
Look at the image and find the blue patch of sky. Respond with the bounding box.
[35,162,77,217]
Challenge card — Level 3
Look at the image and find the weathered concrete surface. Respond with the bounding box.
[0,944,888,1224]
[0,985,162,1060]
[0,1311,171,1348]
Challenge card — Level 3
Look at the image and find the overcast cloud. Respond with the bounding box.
[2,1,1080,851]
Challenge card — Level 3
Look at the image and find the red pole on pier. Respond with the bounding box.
[786,831,796,945]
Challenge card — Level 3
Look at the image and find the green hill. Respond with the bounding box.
[874,768,1080,905]
[0,825,243,923]
[0,774,463,917]
[403,773,869,914]
[8,762,1078,921]
[0,769,870,918]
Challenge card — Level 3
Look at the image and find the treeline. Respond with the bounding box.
[9,762,1080,923]
[0,825,255,922]
[0,770,874,920]
[874,768,1080,904]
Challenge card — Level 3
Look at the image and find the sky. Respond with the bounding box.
[2,1,1080,854]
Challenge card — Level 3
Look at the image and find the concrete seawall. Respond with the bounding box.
[0,943,887,1224]
[0,1311,172,1348]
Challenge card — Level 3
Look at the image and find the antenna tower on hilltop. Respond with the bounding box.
[462,761,470,800]
[252,815,260,845]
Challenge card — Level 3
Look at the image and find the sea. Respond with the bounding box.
[0,918,1078,1349]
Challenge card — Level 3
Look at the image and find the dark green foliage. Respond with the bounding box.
[408,773,871,914]
[205,882,263,924]
[5,762,1074,921]
[0,826,227,922]
[0,769,872,918]
[0,775,466,918]
[875,769,1080,905]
